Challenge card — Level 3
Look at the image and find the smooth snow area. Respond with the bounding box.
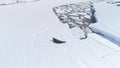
[0,0,120,68]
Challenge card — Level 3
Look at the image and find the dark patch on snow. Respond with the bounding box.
[107,1,120,6]
[116,4,120,6]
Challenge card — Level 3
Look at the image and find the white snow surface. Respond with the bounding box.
[0,0,120,68]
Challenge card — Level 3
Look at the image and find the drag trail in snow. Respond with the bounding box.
[89,27,120,49]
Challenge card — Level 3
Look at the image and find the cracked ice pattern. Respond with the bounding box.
[53,1,94,28]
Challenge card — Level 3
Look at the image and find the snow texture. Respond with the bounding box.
[0,0,40,5]
[0,0,120,68]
